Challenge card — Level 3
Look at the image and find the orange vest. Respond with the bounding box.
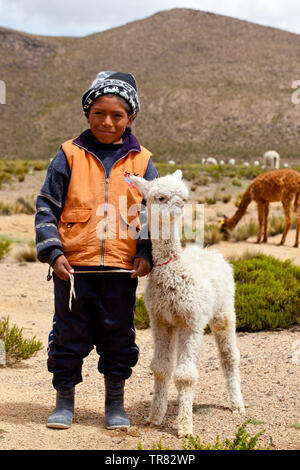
[58,138,152,268]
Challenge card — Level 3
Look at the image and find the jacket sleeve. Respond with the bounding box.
[35,149,71,266]
[134,158,158,266]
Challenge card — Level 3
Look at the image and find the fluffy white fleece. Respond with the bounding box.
[131,170,245,438]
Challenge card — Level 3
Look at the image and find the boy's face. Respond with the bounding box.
[87,95,134,144]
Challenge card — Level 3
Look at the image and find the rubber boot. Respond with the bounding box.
[104,375,130,430]
[47,387,75,429]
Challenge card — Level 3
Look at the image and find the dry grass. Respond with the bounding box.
[14,241,37,263]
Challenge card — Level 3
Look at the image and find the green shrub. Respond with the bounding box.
[12,196,36,215]
[182,419,266,450]
[287,423,300,429]
[0,239,11,260]
[134,255,300,332]
[134,294,150,329]
[137,420,267,450]
[31,160,49,171]
[204,193,218,205]
[0,201,11,215]
[204,224,223,246]
[222,194,231,203]
[232,254,300,331]
[0,159,48,189]
[0,316,43,362]
[0,195,36,215]
[231,178,242,187]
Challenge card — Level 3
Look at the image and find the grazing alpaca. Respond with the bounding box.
[201,157,218,165]
[130,170,245,438]
[220,169,300,247]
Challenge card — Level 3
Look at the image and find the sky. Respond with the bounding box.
[0,0,300,37]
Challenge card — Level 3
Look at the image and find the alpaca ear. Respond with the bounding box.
[129,175,151,198]
[173,169,182,180]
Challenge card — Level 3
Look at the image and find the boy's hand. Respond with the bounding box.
[53,255,74,281]
[131,257,151,278]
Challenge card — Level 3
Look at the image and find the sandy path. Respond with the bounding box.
[0,171,299,450]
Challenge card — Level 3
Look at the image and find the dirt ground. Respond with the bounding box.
[0,169,299,450]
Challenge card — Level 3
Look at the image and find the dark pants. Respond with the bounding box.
[47,271,139,391]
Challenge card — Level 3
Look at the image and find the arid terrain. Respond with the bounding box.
[0,169,299,451]
[1,8,300,162]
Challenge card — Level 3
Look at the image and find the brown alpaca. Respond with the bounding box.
[220,169,300,247]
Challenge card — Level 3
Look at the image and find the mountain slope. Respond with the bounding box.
[0,8,300,161]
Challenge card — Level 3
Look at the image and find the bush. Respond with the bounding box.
[204,224,223,246]
[182,419,266,450]
[0,316,43,362]
[12,196,36,215]
[0,159,48,189]
[231,178,242,187]
[134,254,300,332]
[0,239,11,260]
[222,193,231,203]
[232,254,300,331]
[231,218,258,241]
[14,241,37,263]
[137,420,267,450]
[0,201,11,214]
[134,294,150,329]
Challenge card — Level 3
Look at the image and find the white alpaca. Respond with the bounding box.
[263,150,280,170]
[228,158,235,165]
[131,170,245,437]
[201,157,218,165]
[206,157,218,165]
[254,160,260,167]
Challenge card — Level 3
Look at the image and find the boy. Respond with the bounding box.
[35,71,158,430]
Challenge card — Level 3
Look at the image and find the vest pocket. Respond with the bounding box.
[59,207,92,251]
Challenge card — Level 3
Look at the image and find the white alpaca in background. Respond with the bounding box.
[263,150,280,170]
[131,170,245,437]
[201,157,218,165]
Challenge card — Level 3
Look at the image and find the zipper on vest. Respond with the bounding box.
[100,149,140,264]
[101,176,110,264]
[73,143,140,265]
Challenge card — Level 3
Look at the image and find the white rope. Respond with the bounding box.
[69,273,76,310]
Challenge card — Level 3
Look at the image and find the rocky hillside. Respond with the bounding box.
[0,8,300,162]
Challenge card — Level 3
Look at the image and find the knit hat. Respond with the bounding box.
[82,71,140,116]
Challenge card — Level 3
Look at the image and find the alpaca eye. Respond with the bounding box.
[158,196,165,201]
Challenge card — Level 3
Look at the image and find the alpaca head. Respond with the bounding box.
[130,170,189,220]
[219,215,232,239]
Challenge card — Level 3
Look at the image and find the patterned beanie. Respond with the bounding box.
[82,71,140,116]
